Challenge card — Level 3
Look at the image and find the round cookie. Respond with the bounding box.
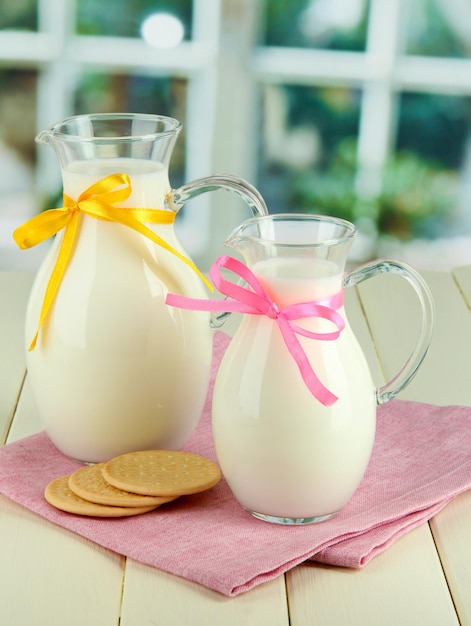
[102,450,221,497]
[68,463,178,507]
[45,475,159,517]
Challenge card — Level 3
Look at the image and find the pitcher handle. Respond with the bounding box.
[165,174,269,218]
[166,174,268,327]
[343,259,435,405]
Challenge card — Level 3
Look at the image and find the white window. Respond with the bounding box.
[1,0,471,271]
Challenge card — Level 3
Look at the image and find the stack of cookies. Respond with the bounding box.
[44,450,221,518]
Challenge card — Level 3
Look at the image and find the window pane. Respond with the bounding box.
[397,93,468,170]
[0,0,37,31]
[405,0,471,58]
[257,85,361,220]
[76,0,193,41]
[261,0,369,52]
[377,93,468,242]
[0,69,43,270]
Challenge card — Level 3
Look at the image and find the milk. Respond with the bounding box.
[26,158,212,463]
[212,257,376,521]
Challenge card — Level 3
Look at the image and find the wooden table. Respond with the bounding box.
[1,266,470,625]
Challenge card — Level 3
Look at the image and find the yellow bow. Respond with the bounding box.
[13,173,212,350]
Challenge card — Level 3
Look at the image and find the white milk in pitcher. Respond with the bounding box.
[212,257,376,521]
[26,158,212,463]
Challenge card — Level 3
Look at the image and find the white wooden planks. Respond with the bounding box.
[120,560,289,626]
[0,496,125,625]
[356,270,471,405]
[0,272,33,444]
[286,524,458,626]
[429,266,471,626]
[352,267,471,626]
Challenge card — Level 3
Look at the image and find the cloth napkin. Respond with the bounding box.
[0,331,470,596]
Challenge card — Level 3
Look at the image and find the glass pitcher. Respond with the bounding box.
[211,214,434,524]
[14,113,267,464]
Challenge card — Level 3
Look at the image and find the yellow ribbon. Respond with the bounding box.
[13,173,212,350]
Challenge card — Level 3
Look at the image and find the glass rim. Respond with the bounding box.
[228,213,357,247]
[36,112,182,144]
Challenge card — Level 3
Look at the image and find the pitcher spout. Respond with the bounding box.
[35,129,53,145]
[224,220,252,252]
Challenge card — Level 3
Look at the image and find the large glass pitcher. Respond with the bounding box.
[14,113,267,464]
[210,214,434,524]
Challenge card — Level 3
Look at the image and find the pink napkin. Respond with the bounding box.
[0,332,470,596]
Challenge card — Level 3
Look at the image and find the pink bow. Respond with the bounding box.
[165,255,345,406]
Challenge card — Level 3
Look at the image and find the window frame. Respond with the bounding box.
[2,0,471,268]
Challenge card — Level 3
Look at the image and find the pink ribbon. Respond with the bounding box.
[165,255,345,406]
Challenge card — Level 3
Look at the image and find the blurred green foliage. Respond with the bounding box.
[289,138,457,239]
[263,0,369,51]
[0,0,36,30]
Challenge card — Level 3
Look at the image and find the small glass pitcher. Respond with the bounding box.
[14,113,267,464]
[211,214,434,524]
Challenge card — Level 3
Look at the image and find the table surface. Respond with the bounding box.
[1,266,471,625]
